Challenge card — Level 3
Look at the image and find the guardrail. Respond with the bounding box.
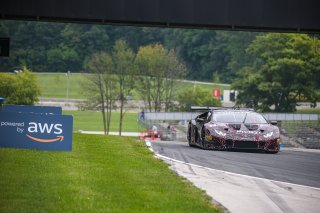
[143,112,318,121]
[140,112,320,148]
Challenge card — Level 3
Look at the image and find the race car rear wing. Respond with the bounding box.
[190,106,255,111]
[190,106,213,111]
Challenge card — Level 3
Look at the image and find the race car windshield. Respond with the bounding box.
[212,111,268,124]
[243,112,268,124]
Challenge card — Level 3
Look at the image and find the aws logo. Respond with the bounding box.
[26,122,64,143]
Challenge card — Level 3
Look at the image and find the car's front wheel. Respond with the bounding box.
[200,127,209,149]
[187,124,193,147]
[265,150,279,154]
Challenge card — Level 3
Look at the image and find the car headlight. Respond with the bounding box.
[214,129,226,137]
[263,131,274,138]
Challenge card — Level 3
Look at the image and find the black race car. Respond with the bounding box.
[187,107,280,153]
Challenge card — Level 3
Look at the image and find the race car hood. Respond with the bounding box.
[206,122,280,141]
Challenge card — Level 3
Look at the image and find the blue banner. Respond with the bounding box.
[0,112,73,151]
[2,104,62,114]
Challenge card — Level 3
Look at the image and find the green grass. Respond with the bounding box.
[63,111,140,132]
[297,108,320,115]
[36,73,87,99]
[35,73,230,100]
[0,134,221,213]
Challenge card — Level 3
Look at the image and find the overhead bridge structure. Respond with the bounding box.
[0,0,319,33]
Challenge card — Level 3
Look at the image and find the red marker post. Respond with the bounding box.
[212,88,221,100]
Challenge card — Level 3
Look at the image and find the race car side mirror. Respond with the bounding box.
[197,117,205,122]
[270,120,278,125]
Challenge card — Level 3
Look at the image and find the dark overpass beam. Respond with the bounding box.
[0,0,319,33]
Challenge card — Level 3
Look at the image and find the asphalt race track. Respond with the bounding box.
[151,141,320,188]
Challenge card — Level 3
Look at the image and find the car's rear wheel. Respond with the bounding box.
[187,124,191,141]
[187,124,193,147]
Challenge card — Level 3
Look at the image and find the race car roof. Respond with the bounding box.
[191,106,254,111]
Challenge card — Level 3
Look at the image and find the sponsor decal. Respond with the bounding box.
[1,121,65,143]
[0,111,72,151]
[26,134,64,143]
[236,130,259,134]
[26,122,63,143]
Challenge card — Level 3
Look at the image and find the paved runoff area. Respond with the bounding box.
[149,141,320,213]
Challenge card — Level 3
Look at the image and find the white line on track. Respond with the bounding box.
[147,140,320,212]
[153,148,320,191]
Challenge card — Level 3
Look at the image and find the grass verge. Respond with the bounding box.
[297,108,320,116]
[63,111,140,132]
[0,134,221,212]
[35,73,230,100]
[36,73,86,99]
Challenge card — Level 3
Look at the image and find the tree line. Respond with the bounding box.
[0,20,319,114]
[0,20,259,83]
[233,34,320,112]
[83,40,193,135]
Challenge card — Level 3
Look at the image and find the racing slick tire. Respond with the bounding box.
[200,127,209,150]
[193,126,200,147]
[187,124,193,146]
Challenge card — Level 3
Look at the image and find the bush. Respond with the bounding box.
[177,85,221,111]
[0,73,16,99]
[0,67,41,105]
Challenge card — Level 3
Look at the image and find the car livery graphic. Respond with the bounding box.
[187,107,280,153]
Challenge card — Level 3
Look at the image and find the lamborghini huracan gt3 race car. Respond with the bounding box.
[187,107,280,153]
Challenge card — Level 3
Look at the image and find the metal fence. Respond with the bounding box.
[138,120,188,142]
[139,112,320,149]
[144,112,318,121]
[280,121,320,149]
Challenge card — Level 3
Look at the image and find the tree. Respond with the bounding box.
[135,44,186,112]
[112,40,135,136]
[0,67,41,105]
[233,33,320,112]
[163,50,187,111]
[177,86,221,111]
[1,20,261,84]
[163,29,225,81]
[84,52,116,135]
[0,20,66,72]
[217,31,261,83]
